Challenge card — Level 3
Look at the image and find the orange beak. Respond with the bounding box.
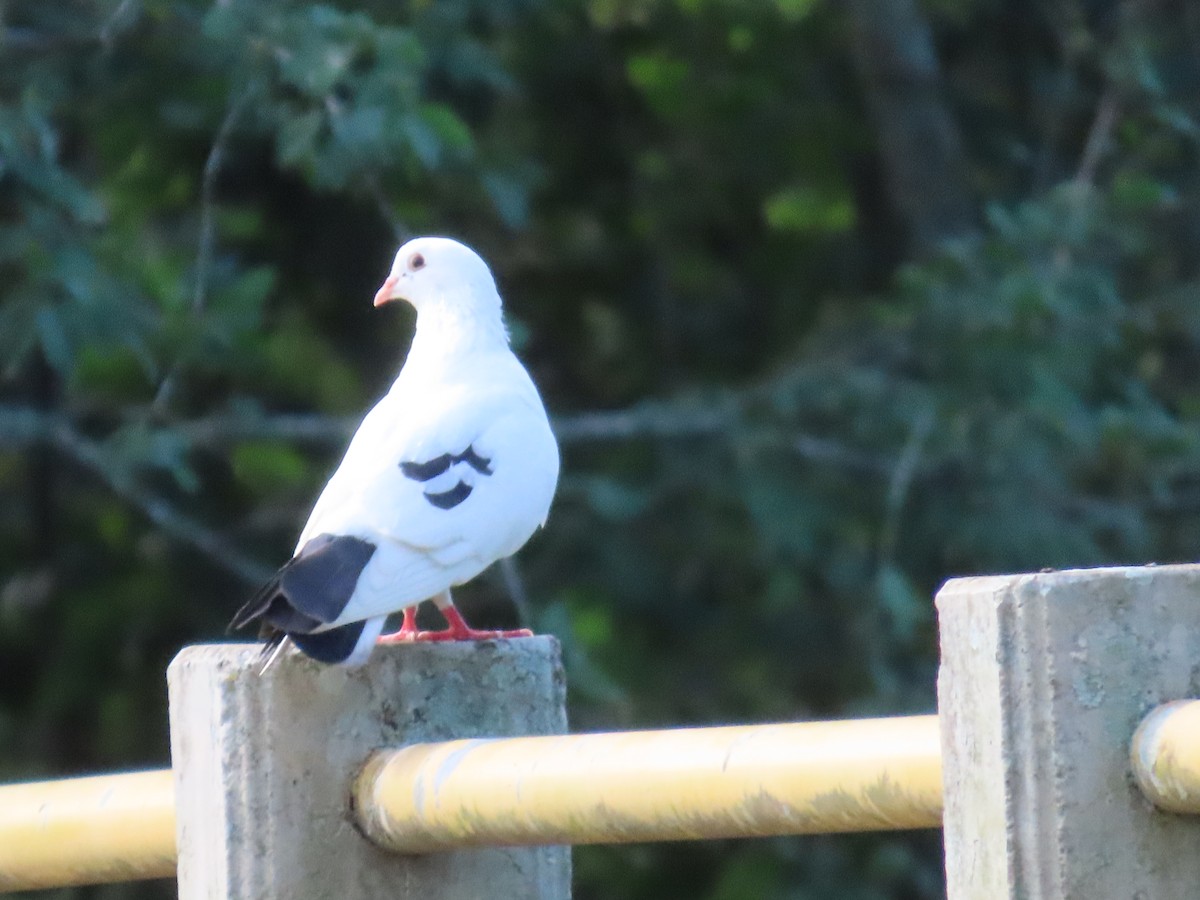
[373,274,400,308]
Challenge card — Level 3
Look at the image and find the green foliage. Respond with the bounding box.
[6,0,1200,898]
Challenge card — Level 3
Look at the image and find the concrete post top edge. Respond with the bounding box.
[935,562,1200,607]
[167,635,563,676]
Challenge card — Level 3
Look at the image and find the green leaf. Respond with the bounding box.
[232,441,311,493]
[277,111,324,169]
[875,565,931,644]
[34,306,73,376]
[764,184,855,234]
[774,0,822,20]
[483,171,529,228]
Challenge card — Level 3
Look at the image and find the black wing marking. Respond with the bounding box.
[230,534,376,634]
[400,446,493,482]
[457,446,493,475]
[399,444,493,509]
[400,454,452,482]
[424,481,473,510]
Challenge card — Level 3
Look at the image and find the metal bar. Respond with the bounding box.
[354,715,943,853]
[1131,700,1200,814]
[0,715,944,891]
[0,769,175,892]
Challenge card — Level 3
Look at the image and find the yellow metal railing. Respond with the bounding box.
[46,703,1200,891]
[1131,701,1200,815]
[354,715,944,852]
[0,715,942,892]
[0,769,175,892]
[9,705,1198,893]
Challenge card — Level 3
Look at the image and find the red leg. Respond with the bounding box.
[376,606,419,644]
[415,603,532,642]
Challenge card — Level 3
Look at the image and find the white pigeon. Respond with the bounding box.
[231,237,560,666]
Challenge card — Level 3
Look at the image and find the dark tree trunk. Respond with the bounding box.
[845,0,976,253]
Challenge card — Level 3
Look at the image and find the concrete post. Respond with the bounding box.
[936,566,1200,900]
[167,639,569,900]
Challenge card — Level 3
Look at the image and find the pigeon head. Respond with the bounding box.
[374,237,500,317]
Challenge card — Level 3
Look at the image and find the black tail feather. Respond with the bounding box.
[228,575,285,632]
[229,533,377,665]
[229,571,323,634]
[290,621,369,665]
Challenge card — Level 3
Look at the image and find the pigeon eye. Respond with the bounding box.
[407,252,426,272]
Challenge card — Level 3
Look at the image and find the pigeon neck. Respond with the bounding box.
[408,303,509,364]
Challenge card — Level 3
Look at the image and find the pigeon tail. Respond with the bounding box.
[291,616,385,665]
[230,534,378,663]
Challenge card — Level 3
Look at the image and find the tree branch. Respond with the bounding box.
[877,405,935,568]
[154,84,254,413]
[45,419,271,584]
[174,410,356,447]
[0,364,911,588]
[1,392,898,474]
[1072,87,1121,192]
[1056,86,1122,271]
[193,87,253,316]
[553,401,737,443]
[364,173,410,243]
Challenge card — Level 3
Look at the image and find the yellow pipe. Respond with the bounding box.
[0,715,943,890]
[1131,700,1200,814]
[0,769,175,892]
[354,715,943,853]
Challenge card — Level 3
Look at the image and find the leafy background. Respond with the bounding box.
[4,0,1200,897]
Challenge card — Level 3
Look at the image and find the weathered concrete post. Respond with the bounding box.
[936,566,1200,899]
[167,639,569,900]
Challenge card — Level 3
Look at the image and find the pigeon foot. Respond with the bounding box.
[376,604,532,644]
[376,607,420,644]
[404,626,534,642]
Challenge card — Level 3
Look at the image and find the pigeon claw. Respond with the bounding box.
[375,603,533,644]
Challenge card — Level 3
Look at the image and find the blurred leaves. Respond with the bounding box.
[5,1,1200,899]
